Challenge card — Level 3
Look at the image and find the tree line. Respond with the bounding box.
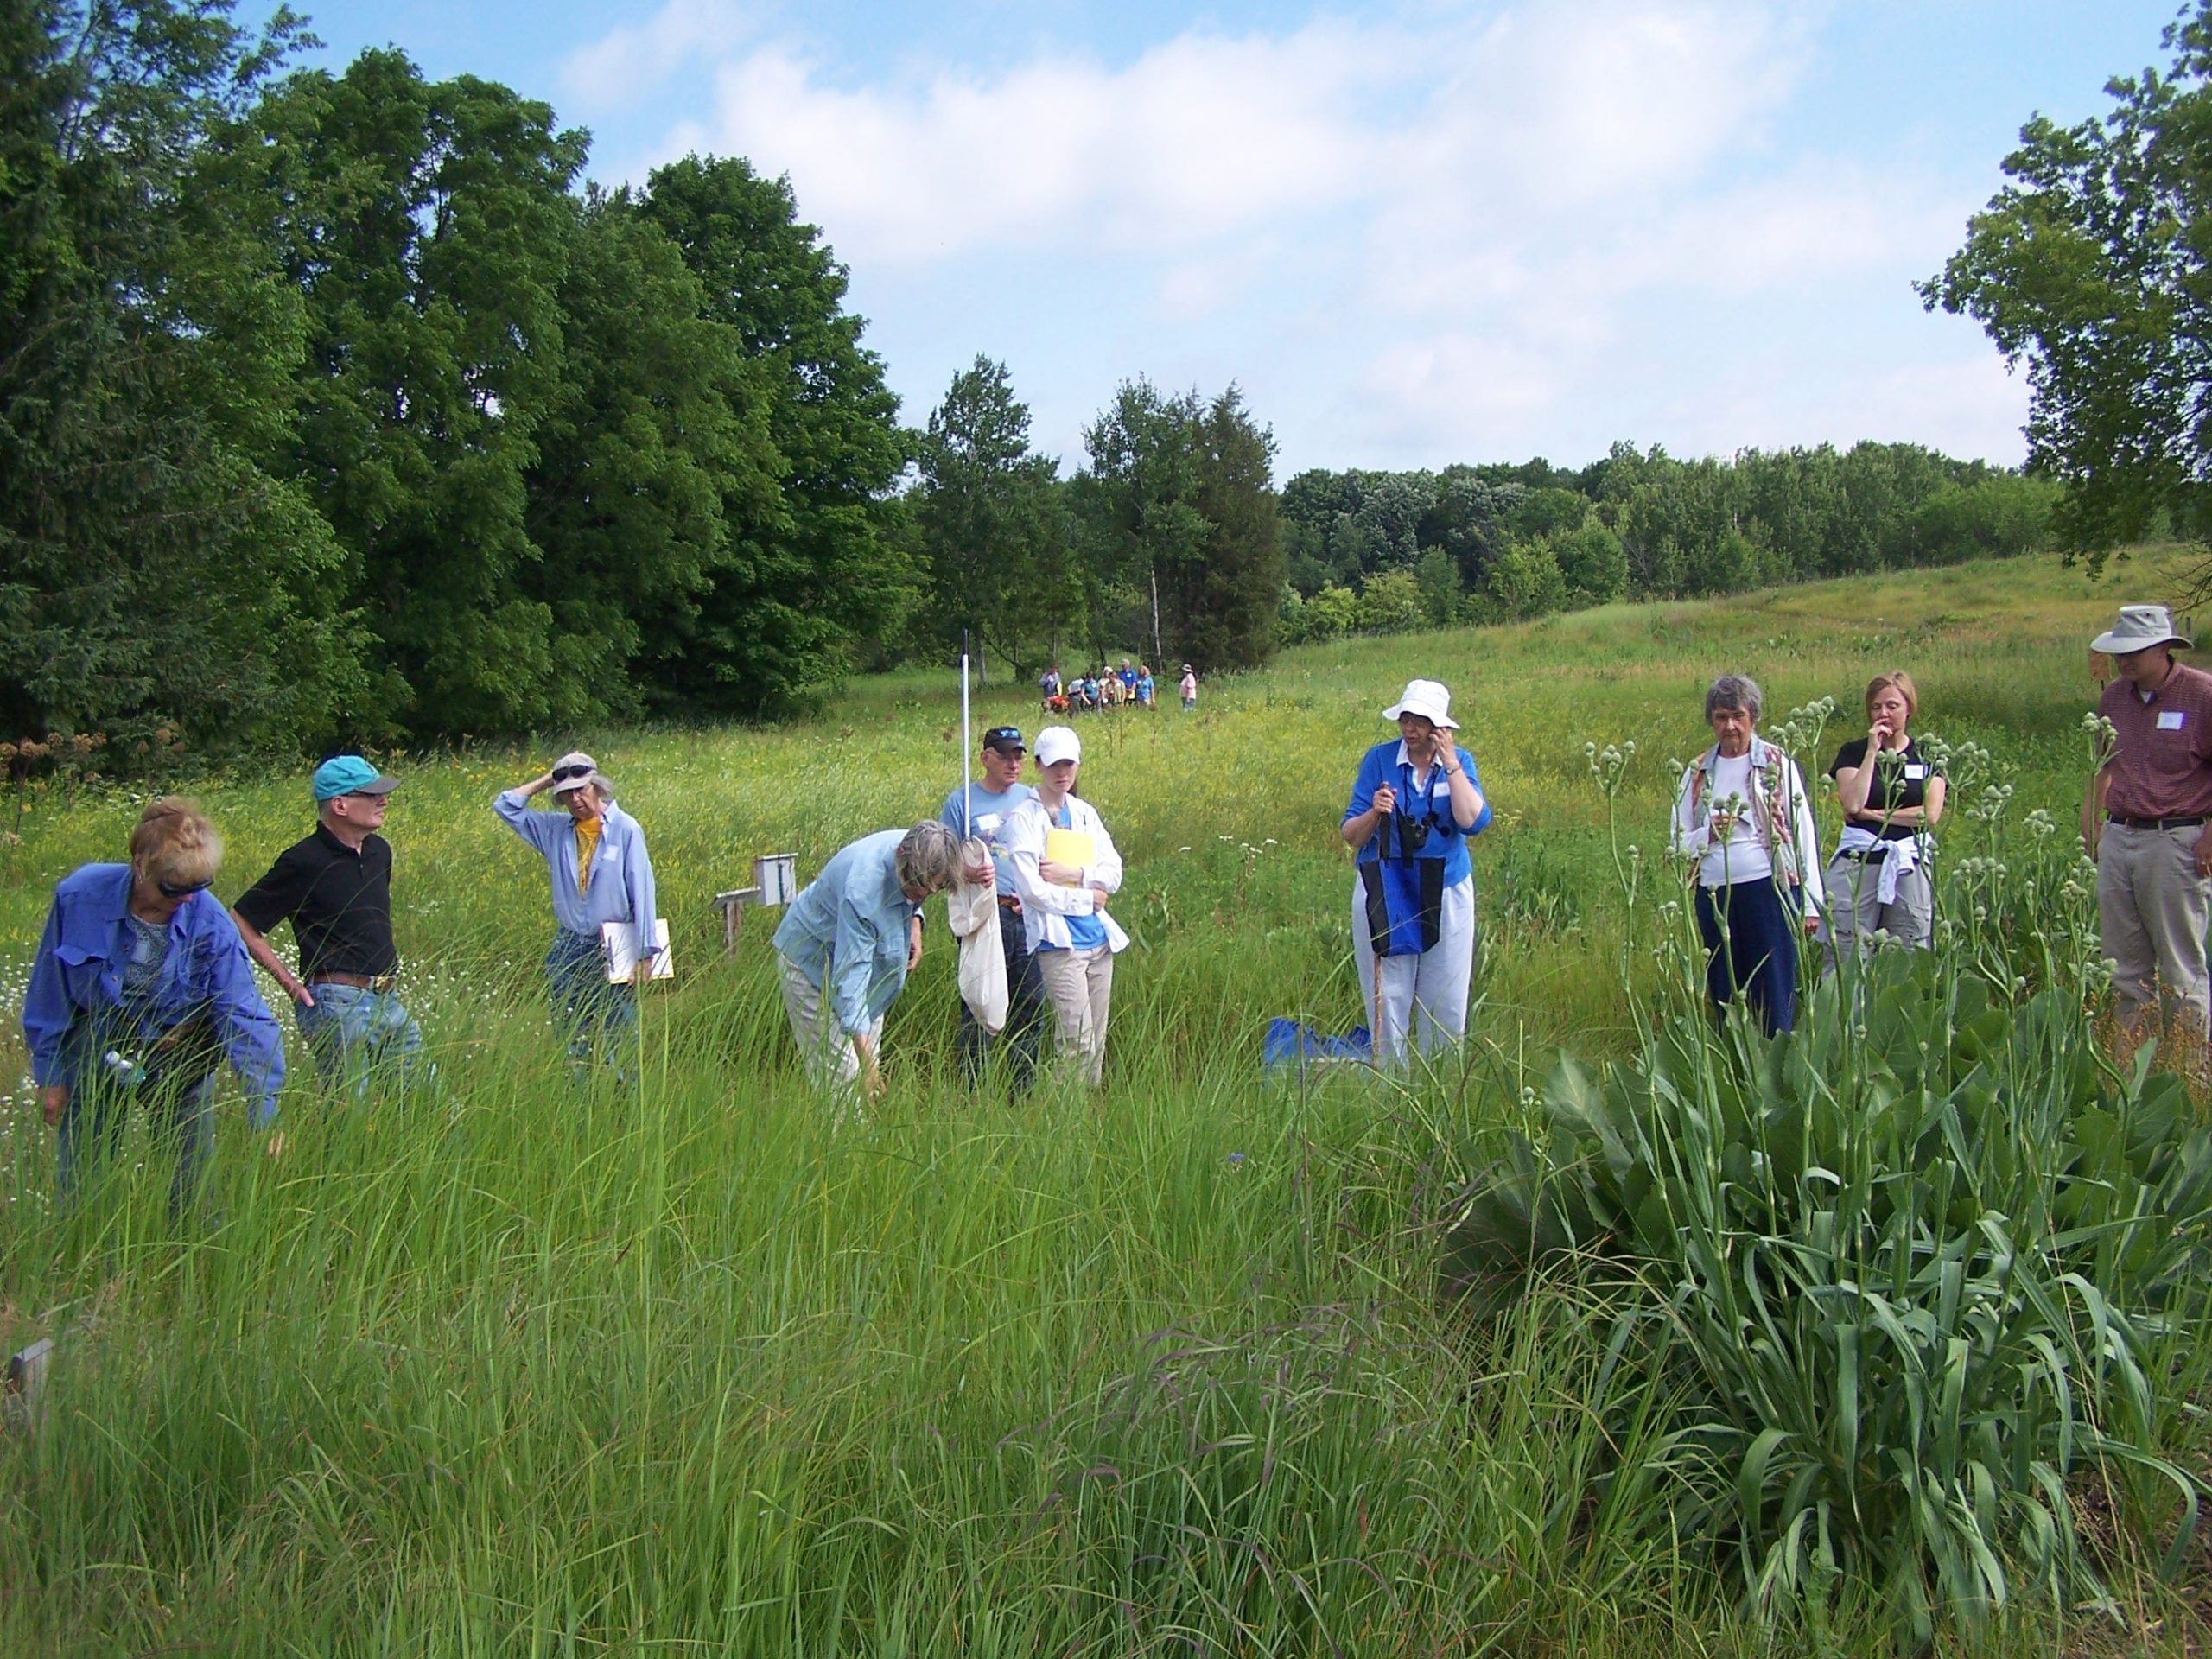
[3,1,2057,762]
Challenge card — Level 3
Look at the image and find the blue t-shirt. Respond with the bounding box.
[1039,803,1108,951]
[1342,738,1490,885]
[939,779,1035,896]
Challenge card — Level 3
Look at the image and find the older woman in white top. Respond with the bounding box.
[1669,674,1824,1035]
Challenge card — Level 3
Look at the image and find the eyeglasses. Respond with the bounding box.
[551,763,593,782]
[157,878,213,899]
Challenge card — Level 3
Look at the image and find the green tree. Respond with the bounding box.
[259,50,588,734]
[1486,537,1568,619]
[1554,519,1627,605]
[1414,546,1461,625]
[1185,386,1285,669]
[1306,583,1357,639]
[916,356,1064,680]
[1927,3,2212,581]
[1079,377,1208,664]
[0,0,367,751]
[524,187,782,719]
[640,155,913,715]
[1354,569,1425,633]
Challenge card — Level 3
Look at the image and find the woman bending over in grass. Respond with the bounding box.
[1823,671,1945,960]
[1341,678,1491,1070]
[23,798,284,1211]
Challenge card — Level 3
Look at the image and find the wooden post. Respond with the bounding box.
[711,887,760,956]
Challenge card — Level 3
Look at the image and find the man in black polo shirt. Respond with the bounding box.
[232,755,427,1093]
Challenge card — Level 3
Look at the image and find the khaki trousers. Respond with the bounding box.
[779,953,882,1093]
[1035,944,1114,1086]
[2097,821,2212,1036]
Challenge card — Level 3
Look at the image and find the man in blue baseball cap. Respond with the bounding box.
[231,753,427,1094]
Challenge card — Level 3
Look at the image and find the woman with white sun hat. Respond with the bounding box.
[1340,678,1491,1068]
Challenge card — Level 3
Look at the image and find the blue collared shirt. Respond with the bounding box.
[23,864,285,1124]
[940,779,1034,895]
[1343,738,1491,885]
[493,791,658,948]
[772,830,916,1036]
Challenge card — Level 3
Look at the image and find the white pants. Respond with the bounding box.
[1034,944,1115,1086]
[779,954,883,1093]
[1351,874,1477,1070]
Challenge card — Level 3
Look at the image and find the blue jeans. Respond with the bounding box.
[54,1016,218,1212]
[296,982,427,1098]
[546,930,638,1080]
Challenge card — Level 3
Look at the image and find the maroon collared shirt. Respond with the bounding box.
[2100,660,2212,818]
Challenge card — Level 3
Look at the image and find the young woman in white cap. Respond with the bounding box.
[494,753,660,1078]
[1340,679,1491,1068]
[1004,725,1128,1086]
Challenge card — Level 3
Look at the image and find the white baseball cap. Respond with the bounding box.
[1034,726,1081,766]
[1382,678,1459,730]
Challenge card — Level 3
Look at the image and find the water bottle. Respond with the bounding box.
[99,1049,144,1088]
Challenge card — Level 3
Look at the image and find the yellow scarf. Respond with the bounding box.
[574,815,602,887]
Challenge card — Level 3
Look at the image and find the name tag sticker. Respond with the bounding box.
[2159,710,2187,730]
[1903,764,1926,780]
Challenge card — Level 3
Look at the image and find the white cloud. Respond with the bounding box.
[682,22,1394,263]
[580,0,2022,467]
[559,0,760,110]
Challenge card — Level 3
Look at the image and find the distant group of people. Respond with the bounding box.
[22,601,2212,1209]
[1039,660,1197,716]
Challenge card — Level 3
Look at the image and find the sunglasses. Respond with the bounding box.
[551,763,594,782]
[157,878,213,899]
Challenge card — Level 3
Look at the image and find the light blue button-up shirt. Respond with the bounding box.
[493,791,658,949]
[23,864,285,1124]
[772,830,916,1036]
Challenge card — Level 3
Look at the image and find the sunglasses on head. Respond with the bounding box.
[157,877,213,899]
[551,763,593,782]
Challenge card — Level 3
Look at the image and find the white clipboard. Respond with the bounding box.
[601,918,673,982]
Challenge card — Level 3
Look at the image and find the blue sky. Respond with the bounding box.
[284,0,2187,480]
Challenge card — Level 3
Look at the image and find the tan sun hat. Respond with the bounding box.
[2092,605,2191,655]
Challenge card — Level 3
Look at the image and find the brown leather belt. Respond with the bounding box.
[996,893,1022,911]
[309,970,397,993]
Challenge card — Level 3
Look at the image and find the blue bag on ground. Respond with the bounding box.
[1262,1018,1372,1072]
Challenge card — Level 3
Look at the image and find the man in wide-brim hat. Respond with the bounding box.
[2083,604,2212,1039]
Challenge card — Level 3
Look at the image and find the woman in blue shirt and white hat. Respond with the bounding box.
[1341,679,1491,1069]
[495,752,659,1077]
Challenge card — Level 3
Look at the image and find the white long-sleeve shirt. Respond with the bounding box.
[1670,741,1826,913]
[1003,794,1131,954]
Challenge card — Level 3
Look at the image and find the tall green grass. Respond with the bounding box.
[3,554,2205,1654]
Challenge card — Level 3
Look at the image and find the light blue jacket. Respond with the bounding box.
[23,865,285,1124]
[493,791,658,949]
[772,830,915,1036]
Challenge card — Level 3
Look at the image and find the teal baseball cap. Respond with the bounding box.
[312,754,400,802]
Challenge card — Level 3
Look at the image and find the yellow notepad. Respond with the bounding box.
[1043,827,1094,884]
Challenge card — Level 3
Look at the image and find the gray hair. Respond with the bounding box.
[894,820,962,894]
[1703,674,1763,725]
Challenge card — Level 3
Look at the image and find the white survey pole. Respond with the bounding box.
[960,639,972,836]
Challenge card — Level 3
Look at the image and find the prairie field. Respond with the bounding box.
[3,552,2209,1656]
